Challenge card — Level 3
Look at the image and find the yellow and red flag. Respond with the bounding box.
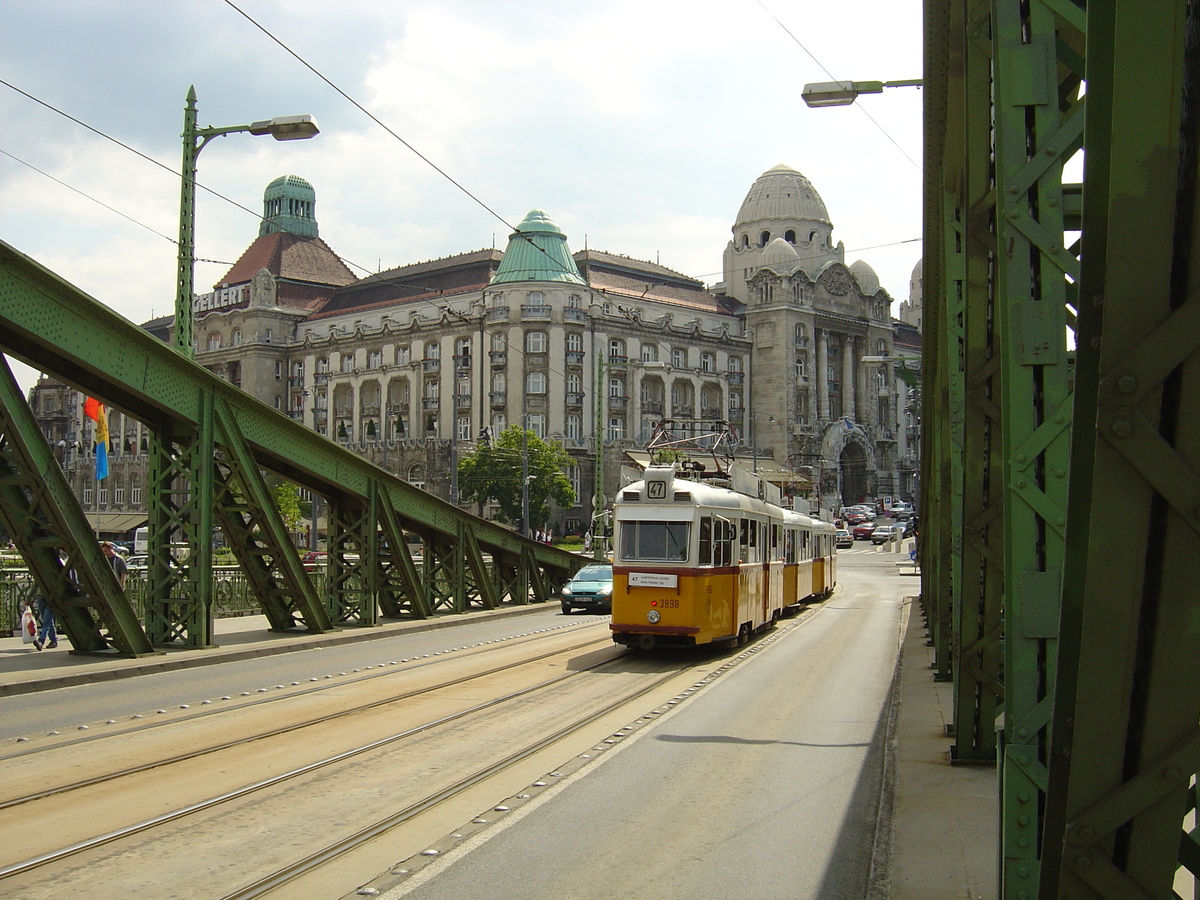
[83,397,109,480]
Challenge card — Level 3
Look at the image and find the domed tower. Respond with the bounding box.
[491,209,585,285]
[722,164,845,304]
[259,174,318,239]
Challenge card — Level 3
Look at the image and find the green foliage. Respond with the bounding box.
[273,481,303,531]
[651,446,688,467]
[457,425,576,528]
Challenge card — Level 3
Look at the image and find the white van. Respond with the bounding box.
[134,527,149,554]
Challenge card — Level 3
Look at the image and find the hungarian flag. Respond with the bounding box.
[83,397,109,480]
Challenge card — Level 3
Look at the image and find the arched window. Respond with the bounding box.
[740,233,750,249]
[759,230,770,248]
[207,332,222,351]
[231,329,242,347]
[407,464,425,490]
[784,229,797,243]
[795,323,809,346]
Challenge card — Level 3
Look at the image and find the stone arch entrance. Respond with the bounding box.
[839,441,870,506]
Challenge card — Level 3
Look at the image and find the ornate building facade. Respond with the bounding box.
[32,164,919,537]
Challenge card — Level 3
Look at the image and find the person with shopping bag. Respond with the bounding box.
[19,601,38,648]
[33,595,57,650]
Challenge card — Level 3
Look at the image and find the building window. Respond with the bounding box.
[569,464,581,497]
[672,347,687,368]
[492,372,506,393]
[316,356,329,374]
[608,416,624,440]
[527,413,546,438]
[425,341,440,360]
[265,328,273,343]
[609,339,626,361]
[700,352,715,372]
[407,465,425,490]
[796,324,809,346]
[566,414,582,441]
[528,290,545,306]
[566,373,581,393]
[274,396,282,409]
[641,343,658,363]
[232,329,242,347]
[207,333,222,351]
[131,485,141,505]
[341,354,354,373]
[609,377,624,398]
[83,486,93,505]
[797,353,807,378]
[368,349,382,369]
[526,331,547,353]
[275,361,283,381]
[728,355,743,373]
[527,371,547,394]
[566,332,583,353]
[114,484,125,505]
[457,416,471,441]
[491,413,507,432]
[490,292,504,307]
[98,486,108,506]
[491,332,507,352]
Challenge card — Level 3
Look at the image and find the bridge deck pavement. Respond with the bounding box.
[2,598,996,898]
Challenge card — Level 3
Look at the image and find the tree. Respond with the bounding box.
[457,425,576,530]
[272,480,303,533]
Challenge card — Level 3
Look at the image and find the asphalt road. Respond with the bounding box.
[386,549,908,900]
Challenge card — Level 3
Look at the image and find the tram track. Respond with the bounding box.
[1,616,603,761]
[0,626,614,812]
[0,633,627,885]
[1,605,826,898]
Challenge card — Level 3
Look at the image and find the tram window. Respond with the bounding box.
[699,517,712,565]
[620,520,690,561]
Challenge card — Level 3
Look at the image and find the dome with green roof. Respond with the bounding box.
[490,209,585,285]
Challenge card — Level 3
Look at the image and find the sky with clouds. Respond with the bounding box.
[1,0,924,395]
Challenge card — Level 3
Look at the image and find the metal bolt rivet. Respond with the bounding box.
[1116,374,1137,394]
[1078,825,1095,840]
[1077,855,1092,868]
[1019,793,1030,802]
[1111,419,1133,438]
[1018,816,1028,826]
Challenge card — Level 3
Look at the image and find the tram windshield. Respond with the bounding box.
[619,520,690,562]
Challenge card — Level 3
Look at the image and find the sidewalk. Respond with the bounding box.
[888,597,997,899]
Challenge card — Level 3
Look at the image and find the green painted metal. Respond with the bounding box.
[946,0,1006,765]
[372,484,432,619]
[0,357,154,656]
[0,238,582,653]
[992,1,1083,894]
[1040,1,1200,896]
[211,397,332,633]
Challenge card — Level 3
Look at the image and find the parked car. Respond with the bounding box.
[841,508,869,525]
[852,522,877,540]
[890,503,914,521]
[560,564,614,614]
[124,554,148,572]
[835,529,853,549]
[871,525,904,545]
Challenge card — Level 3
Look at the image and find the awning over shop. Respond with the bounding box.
[85,513,148,536]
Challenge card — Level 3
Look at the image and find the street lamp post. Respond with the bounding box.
[801,79,923,108]
[175,85,319,358]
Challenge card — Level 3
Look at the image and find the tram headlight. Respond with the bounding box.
[647,609,661,624]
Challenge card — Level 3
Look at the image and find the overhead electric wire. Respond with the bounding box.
[754,0,922,170]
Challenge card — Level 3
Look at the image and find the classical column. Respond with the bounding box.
[816,328,828,420]
[842,335,856,422]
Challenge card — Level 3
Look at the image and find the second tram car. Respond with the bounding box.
[610,466,836,650]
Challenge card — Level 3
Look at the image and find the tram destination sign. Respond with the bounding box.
[628,572,678,588]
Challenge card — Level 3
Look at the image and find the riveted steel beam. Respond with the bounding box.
[1040,1,1200,896]
[0,356,154,656]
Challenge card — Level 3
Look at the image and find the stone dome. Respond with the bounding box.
[735,164,832,228]
[760,237,800,270]
[849,259,880,294]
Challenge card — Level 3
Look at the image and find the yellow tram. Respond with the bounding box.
[610,466,836,650]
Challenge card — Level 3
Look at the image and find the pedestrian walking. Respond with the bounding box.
[101,541,128,589]
[33,594,56,650]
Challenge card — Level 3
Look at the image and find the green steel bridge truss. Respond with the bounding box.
[0,239,580,657]
[926,0,1200,896]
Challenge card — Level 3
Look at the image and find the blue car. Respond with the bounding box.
[560,564,614,614]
